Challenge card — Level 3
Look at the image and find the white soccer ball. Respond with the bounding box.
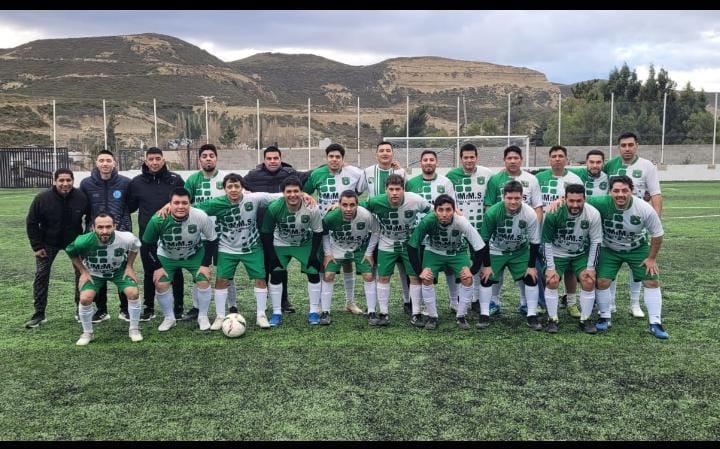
[222,313,247,338]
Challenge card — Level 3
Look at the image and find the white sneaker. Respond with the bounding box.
[198,315,211,331]
[629,304,645,318]
[256,314,270,329]
[343,300,364,315]
[76,332,94,346]
[129,329,143,342]
[210,316,224,331]
[158,317,176,332]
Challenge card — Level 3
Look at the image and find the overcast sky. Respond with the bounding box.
[1,10,719,91]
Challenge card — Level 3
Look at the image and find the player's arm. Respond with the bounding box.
[641,207,665,275]
[66,237,92,287]
[126,181,139,215]
[525,212,541,282]
[645,165,663,216]
[26,195,46,255]
[124,249,139,283]
[462,220,487,275]
[478,213,495,282]
[407,218,428,280]
[260,208,281,270]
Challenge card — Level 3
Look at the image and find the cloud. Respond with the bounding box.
[0,19,46,48]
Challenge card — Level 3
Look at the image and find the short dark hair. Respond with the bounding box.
[586,149,605,161]
[459,143,478,157]
[199,144,217,157]
[222,173,245,188]
[609,175,634,191]
[146,147,163,156]
[264,145,281,158]
[385,173,405,188]
[503,180,524,196]
[617,132,638,143]
[325,143,345,158]
[376,141,394,151]
[97,149,114,159]
[504,145,522,159]
[93,212,114,225]
[565,183,586,197]
[420,150,437,160]
[169,187,191,200]
[339,190,359,203]
[549,145,567,156]
[434,194,455,210]
[54,168,74,180]
[280,176,303,191]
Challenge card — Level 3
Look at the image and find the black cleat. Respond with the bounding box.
[527,315,542,331]
[546,319,559,334]
[403,302,412,315]
[471,301,481,314]
[281,301,296,313]
[228,306,238,314]
[376,313,389,327]
[476,314,490,329]
[579,320,598,334]
[319,311,331,325]
[424,317,438,330]
[139,309,155,321]
[456,316,470,330]
[92,310,109,323]
[368,312,380,326]
[410,313,426,328]
[181,307,199,321]
[559,294,568,309]
[25,312,47,328]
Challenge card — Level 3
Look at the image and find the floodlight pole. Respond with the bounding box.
[257,99,261,164]
[713,92,718,166]
[153,98,158,147]
[308,98,311,170]
[609,92,614,157]
[661,91,668,165]
[103,99,107,150]
[52,99,57,173]
[456,96,460,167]
[406,95,410,167]
[357,96,361,166]
[200,96,214,144]
[507,93,511,146]
[558,93,562,146]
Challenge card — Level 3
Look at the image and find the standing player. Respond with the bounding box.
[569,149,610,198]
[66,214,141,345]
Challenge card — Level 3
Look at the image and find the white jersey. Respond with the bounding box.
[144,208,217,260]
[67,230,142,279]
[482,202,541,255]
[322,206,379,259]
[588,196,664,252]
[362,164,406,199]
[365,192,432,252]
[485,170,543,210]
[542,203,603,262]
[446,165,494,230]
[411,213,486,257]
[535,169,584,211]
[304,164,367,216]
[604,156,661,199]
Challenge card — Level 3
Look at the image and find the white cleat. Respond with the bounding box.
[198,316,211,331]
[129,329,143,342]
[210,316,224,331]
[343,300,364,315]
[256,314,271,329]
[630,304,645,318]
[76,332,94,346]
[158,317,176,332]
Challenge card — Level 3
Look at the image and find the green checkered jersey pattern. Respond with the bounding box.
[405,173,456,205]
[362,164,406,199]
[568,167,610,197]
[603,155,662,199]
[409,213,485,256]
[484,170,543,209]
[66,230,141,278]
[303,164,366,216]
[322,206,378,259]
[364,192,432,252]
[481,202,541,255]
[446,166,494,230]
[587,196,664,252]
[261,198,323,247]
[142,208,217,260]
[184,170,229,205]
[541,203,603,258]
[535,169,584,210]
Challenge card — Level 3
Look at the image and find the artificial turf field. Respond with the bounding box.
[1,181,719,440]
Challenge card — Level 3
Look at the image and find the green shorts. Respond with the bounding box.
[377,249,417,277]
[596,245,659,282]
[158,249,209,283]
[489,248,530,282]
[422,250,471,279]
[217,249,266,280]
[326,249,373,275]
[275,244,318,275]
[80,270,138,294]
[549,254,589,281]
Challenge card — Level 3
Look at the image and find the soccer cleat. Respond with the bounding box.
[228,306,239,314]
[476,314,490,329]
[595,317,612,332]
[281,301,296,313]
[210,316,224,331]
[629,304,645,318]
[139,309,155,321]
[118,311,130,322]
[526,315,542,331]
[456,316,470,330]
[546,318,559,334]
[158,318,176,332]
[75,332,94,346]
[197,316,211,331]
[344,301,363,315]
[256,314,271,329]
[648,323,669,339]
[376,313,389,327]
[403,302,412,315]
[579,320,598,334]
[424,317,438,330]
[25,313,47,329]
[567,303,581,319]
[92,311,109,323]
[269,313,283,327]
[319,311,331,325]
[128,329,143,342]
[410,314,426,328]
[308,312,321,325]
[471,301,481,314]
[489,301,500,316]
[367,312,379,326]
[181,307,199,321]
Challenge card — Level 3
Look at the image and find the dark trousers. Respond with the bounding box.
[33,245,80,315]
[95,281,128,314]
[140,243,185,314]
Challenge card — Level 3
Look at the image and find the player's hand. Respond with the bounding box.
[156,203,171,218]
[546,197,565,213]
[581,268,596,285]
[390,159,402,169]
[545,268,559,285]
[455,208,463,216]
[459,267,472,282]
[323,255,336,269]
[302,193,317,207]
[641,258,659,276]
[124,267,138,283]
[197,265,212,282]
[35,248,48,258]
[481,266,494,283]
[419,268,434,282]
[78,271,92,289]
[362,254,374,268]
[153,267,168,285]
[326,202,339,212]
[525,267,538,283]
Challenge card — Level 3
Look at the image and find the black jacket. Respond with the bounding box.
[26,186,89,251]
[80,168,133,232]
[127,163,184,233]
[243,162,311,193]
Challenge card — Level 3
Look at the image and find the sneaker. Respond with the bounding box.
[181,307,199,321]
[559,294,568,309]
[228,306,238,314]
[210,316,224,331]
[158,317,176,332]
[319,311,331,325]
[648,323,669,339]
[595,317,612,332]
[579,320,597,334]
[376,313,389,326]
[140,310,155,321]
[25,312,47,329]
[256,314,271,329]
[344,301,363,315]
[410,313,426,328]
[424,317,438,330]
[128,329,143,342]
[470,301,481,314]
[75,332,94,346]
[368,312,380,326]
[629,304,645,318]
[403,302,412,315]
[476,314,490,329]
[198,316,211,331]
[92,311,109,323]
[118,311,130,322]
[308,312,320,325]
[567,303,581,319]
[526,315,542,331]
[269,313,283,327]
[489,301,500,316]
[546,318,559,334]
[456,316,470,330]
[517,304,528,316]
[281,301,296,313]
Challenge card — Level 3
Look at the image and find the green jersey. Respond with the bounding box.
[568,167,609,197]
[587,195,664,252]
[261,198,323,247]
[142,208,217,260]
[484,170,543,209]
[542,203,603,268]
[409,213,485,256]
[322,206,379,259]
[303,164,366,216]
[481,202,540,255]
[446,165,494,230]
[603,155,661,199]
[535,168,584,211]
[184,170,229,205]
[66,230,141,278]
[362,164,406,199]
[405,173,455,205]
[364,192,432,252]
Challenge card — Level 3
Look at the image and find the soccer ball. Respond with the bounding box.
[221,313,247,338]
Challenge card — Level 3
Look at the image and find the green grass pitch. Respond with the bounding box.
[1,182,719,440]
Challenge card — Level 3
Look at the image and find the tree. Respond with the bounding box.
[106,114,119,151]
[218,125,237,146]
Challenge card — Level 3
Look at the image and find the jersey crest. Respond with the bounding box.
[518,220,527,229]
[521,180,529,187]
[188,224,197,233]
[216,180,223,189]
[477,176,485,185]
[114,248,124,257]
[245,202,254,211]
[342,177,350,185]
[301,214,310,224]
[580,220,589,229]
[404,210,414,219]
[632,170,642,178]
[630,215,641,225]
[357,222,366,230]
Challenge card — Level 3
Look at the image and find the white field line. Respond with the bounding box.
[665,206,720,209]
[665,214,720,219]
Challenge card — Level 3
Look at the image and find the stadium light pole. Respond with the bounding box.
[256,99,261,165]
[558,93,562,146]
[153,98,158,148]
[609,92,615,157]
[712,92,718,167]
[661,91,667,165]
[357,96,361,166]
[456,96,460,167]
[507,93,511,146]
[406,95,410,167]
[52,99,57,174]
[200,96,214,144]
[308,98,311,170]
[103,99,107,150]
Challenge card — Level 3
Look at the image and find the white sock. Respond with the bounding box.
[422,284,438,318]
[458,284,473,318]
[545,287,559,320]
[364,280,377,313]
[580,289,595,321]
[197,286,212,318]
[609,279,617,310]
[192,284,199,309]
[343,272,355,302]
[377,282,390,314]
[596,287,612,318]
[517,281,527,306]
[128,299,141,330]
[643,287,662,324]
[308,281,321,314]
[479,284,492,315]
[445,272,458,306]
[214,288,228,319]
[525,283,538,316]
[79,303,94,333]
[472,273,481,304]
[156,289,174,319]
[321,280,334,313]
[269,283,283,315]
[492,277,502,306]
[566,292,578,306]
[410,283,422,315]
[227,280,238,309]
[630,280,642,306]
[255,287,268,318]
[398,264,410,303]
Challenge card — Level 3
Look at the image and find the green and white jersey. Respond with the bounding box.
[535,169,584,211]
[362,164,406,199]
[365,192,432,252]
[481,202,540,255]
[322,206,379,259]
[569,167,609,197]
[142,208,217,260]
[484,170,543,209]
[446,165,494,230]
[542,203,603,260]
[303,164,366,216]
[66,230,141,279]
[184,170,229,205]
[261,198,323,247]
[405,173,455,205]
[409,213,485,256]
[195,192,281,254]
[587,196,664,252]
[603,155,661,199]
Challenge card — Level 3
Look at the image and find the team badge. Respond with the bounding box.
[301,215,310,224]
[357,222,366,230]
[114,248,124,257]
[599,181,608,190]
[188,224,198,233]
[342,177,350,185]
[630,215,641,225]
[367,177,374,184]
[404,210,415,219]
[632,170,642,178]
[245,203,254,211]
[477,176,485,185]
[438,186,445,193]
[451,229,460,236]
[580,220,589,229]
[521,181,529,187]
[518,220,527,229]
[216,181,223,189]
[113,190,122,199]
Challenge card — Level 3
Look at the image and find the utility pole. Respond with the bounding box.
[199,96,214,144]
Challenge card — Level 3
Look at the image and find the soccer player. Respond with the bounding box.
[320,190,379,325]
[142,188,218,332]
[542,184,602,334]
[586,175,668,339]
[364,174,432,326]
[407,195,487,330]
[261,176,324,326]
[66,213,142,346]
[569,149,610,197]
[446,143,494,315]
[303,143,366,315]
[479,180,542,331]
